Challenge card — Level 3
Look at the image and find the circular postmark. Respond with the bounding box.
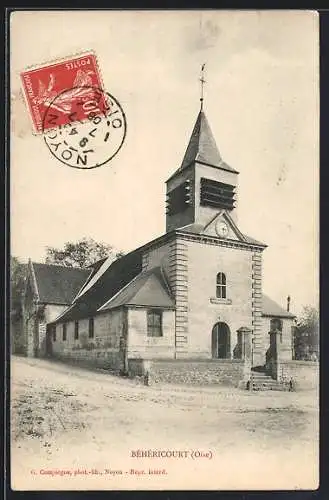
[42,86,126,169]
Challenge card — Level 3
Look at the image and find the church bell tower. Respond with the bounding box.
[165,66,239,233]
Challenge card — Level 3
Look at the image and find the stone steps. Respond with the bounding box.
[249,368,290,391]
[251,380,289,391]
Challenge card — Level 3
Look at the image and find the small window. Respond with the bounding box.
[74,321,79,340]
[147,310,163,337]
[216,272,226,299]
[62,323,67,341]
[53,326,56,342]
[88,318,94,338]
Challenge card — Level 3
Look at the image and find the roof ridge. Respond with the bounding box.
[32,261,89,271]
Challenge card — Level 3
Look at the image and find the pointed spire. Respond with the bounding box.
[179,111,238,174]
[180,111,220,169]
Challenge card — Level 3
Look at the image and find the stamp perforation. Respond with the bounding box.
[20,50,107,135]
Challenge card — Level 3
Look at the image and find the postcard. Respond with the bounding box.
[10,10,319,491]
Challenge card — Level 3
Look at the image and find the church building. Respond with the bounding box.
[42,93,295,387]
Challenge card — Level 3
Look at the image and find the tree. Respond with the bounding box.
[10,256,27,321]
[45,237,124,268]
[10,256,28,353]
[293,306,319,361]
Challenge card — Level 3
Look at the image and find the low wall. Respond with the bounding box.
[52,347,124,372]
[128,358,247,387]
[280,360,319,391]
[127,358,145,377]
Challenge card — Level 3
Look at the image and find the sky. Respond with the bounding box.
[10,10,319,315]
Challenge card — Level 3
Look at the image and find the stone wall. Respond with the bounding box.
[280,360,319,391]
[127,308,175,359]
[128,359,246,387]
[186,239,253,359]
[127,358,147,377]
[26,316,36,357]
[51,309,126,372]
[11,317,25,354]
[22,278,36,357]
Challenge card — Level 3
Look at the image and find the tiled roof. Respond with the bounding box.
[31,262,90,305]
[168,111,238,182]
[50,249,143,323]
[262,294,295,318]
[99,267,175,311]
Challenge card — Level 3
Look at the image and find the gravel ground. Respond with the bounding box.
[10,356,319,491]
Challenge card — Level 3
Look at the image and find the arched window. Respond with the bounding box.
[216,272,226,299]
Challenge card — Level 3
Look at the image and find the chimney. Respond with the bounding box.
[287,295,291,312]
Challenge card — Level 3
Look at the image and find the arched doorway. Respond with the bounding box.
[212,322,231,359]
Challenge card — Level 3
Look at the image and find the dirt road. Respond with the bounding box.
[10,356,319,490]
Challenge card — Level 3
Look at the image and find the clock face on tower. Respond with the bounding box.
[216,221,229,238]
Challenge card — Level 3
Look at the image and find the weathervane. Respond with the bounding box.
[200,63,206,111]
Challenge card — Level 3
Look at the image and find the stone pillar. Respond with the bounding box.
[26,318,35,357]
[251,251,264,366]
[239,327,252,362]
[168,238,189,358]
[237,327,252,383]
[268,328,282,380]
[38,322,47,357]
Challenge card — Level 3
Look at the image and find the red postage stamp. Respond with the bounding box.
[20,52,108,133]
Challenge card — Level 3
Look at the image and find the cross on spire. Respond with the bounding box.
[200,63,206,111]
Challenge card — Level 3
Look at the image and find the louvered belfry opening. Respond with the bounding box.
[166,179,192,216]
[200,177,235,211]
